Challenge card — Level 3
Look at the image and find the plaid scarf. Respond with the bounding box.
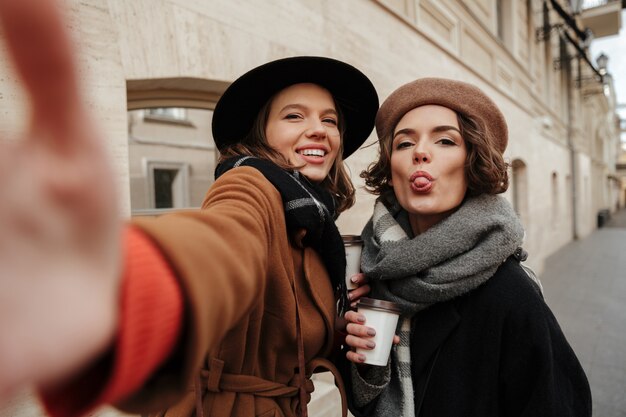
[358,194,524,417]
[215,156,348,313]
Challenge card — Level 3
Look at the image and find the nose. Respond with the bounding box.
[305,119,327,139]
[413,148,430,163]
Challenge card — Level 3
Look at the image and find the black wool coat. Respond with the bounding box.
[345,257,592,417]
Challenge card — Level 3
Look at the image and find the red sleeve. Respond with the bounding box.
[41,226,184,417]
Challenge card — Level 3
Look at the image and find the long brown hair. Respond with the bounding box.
[219,87,356,213]
[361,110,509,205]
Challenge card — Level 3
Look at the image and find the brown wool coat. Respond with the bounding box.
[119,167,342,417]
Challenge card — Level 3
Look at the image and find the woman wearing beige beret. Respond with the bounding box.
[341,78,591,416]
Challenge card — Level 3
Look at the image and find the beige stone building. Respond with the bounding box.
[0,0,623,416]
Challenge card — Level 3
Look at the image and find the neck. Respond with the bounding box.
[408,208,458,236]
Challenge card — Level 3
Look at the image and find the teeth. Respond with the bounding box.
[300,149,325,157]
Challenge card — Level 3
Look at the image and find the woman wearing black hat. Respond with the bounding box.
[0,3,379,417]
[341,78,591,416]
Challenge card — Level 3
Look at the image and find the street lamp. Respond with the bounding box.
[596,53,609,75]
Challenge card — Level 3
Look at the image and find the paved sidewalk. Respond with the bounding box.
[605,207,626,228]
[540,209,626,417]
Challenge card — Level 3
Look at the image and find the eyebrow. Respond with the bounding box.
[393,125,461,139]
[279,103,338,116]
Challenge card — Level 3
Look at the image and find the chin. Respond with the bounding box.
[300,169,329,183]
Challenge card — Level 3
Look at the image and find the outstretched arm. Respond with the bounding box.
[0,0,122,399]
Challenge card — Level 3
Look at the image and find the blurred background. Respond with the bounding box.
[1,0,624,415]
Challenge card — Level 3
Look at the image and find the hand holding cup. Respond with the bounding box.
[344,299,401,366]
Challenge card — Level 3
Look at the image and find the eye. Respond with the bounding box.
[322,117,338,126]
[284,113,303,120]
[436,137,457,146]
[394,140,414,150]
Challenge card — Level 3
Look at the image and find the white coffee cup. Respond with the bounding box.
[356,297,402,366]
[342,235,363,290]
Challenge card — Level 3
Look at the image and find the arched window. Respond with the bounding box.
[126,77,228,216]
[511,159,529,227]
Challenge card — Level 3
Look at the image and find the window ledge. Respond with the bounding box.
[143,114,195,127]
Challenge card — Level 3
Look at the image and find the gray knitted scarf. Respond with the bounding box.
[359,193,524,417]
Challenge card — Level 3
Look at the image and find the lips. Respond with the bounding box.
[409,170,434,193]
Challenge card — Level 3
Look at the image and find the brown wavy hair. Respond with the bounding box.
[219,91,356,213]
[361,111,509,205]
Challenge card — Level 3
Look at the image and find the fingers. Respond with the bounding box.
[347,273,369,308]
[346,350,368,364]
[0,0,83,137]
[344,311,375,337]
[344,310,376,351]
[345,330,375,364]
[348,272,367,287]
[348,284,370,308]
[344,310,365,325]
[0,0,116,228]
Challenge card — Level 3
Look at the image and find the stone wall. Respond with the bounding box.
[0,1,620,415]
[1,0,618,268]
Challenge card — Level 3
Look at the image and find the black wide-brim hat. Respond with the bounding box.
[212,56,379,159]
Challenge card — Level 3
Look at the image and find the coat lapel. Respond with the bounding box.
[302,247,336,351]
[290,229,336,356]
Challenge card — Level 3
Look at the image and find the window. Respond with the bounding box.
[147,107,187,121]
[154,168,179,208]
[126,77,228,217]
[496,0,513,48]
[146,161,189,210]
[127,106,217,215]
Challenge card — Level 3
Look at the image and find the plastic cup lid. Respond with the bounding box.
[342,235,363,245]
[357,297,402,314]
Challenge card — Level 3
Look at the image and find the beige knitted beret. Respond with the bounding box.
[375,78,508,153]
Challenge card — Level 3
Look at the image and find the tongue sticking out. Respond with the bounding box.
[412,176,432,192]
[414,177,430,187]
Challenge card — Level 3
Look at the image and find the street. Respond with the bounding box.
[540,209,626,417]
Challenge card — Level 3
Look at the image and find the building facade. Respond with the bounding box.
[0,1,623,416]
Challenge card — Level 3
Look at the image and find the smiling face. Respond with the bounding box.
[390,105,468,234]
[265,83,341,183]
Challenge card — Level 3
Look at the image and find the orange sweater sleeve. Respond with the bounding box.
[41,226,184,417]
